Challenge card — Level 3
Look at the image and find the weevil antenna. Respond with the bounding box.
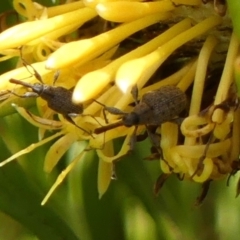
[53,70,60,86]
[18,47,44,83]
[131,85,139,105]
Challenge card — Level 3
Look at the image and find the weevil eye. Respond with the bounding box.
[122,112,139,127]
[32,83,44,93]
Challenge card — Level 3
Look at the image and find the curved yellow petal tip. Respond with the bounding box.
[98,160,113,199]
[72,88,86,103]
[73,70,110,103]
[116,77,133,94]
[116,58,146,91]
[45,56,55,69]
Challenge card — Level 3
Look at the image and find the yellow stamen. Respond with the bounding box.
[192,158,213,182]
[172,0,202,5]
[116,15,222,91]
[73,18,191,102]
[212,33,239,123]
[46,13,170,70]
[189,35,218,115]
[46,1,85,17]
[96,1,175,22]
[0,61,50,89]
[0,7,97,50]
[84,0,144,8]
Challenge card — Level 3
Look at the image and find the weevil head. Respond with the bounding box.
[31,83,45,94]
[122,112,139,127]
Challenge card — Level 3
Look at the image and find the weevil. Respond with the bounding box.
[9,59,91,136]
[94,85,187,159]
[95,85,187,133]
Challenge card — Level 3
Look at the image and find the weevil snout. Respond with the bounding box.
[29,83,46,95]
[10,79,44,95]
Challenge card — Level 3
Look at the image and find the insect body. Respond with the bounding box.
[6,49,93,135]
[8,61,92,135]
[95,85,187,133]
[10,78,89,134]
[10,79,83,117]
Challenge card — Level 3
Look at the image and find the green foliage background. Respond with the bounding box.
[1,1,240,240]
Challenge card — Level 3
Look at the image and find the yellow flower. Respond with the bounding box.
[0,0,239,205]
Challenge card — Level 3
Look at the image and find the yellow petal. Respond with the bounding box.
[42,150,87,205]
[44,132,78,173]
[46,13,170,70]
[98,159,113,198]
[0,131,64,167]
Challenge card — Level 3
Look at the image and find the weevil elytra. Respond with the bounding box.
[9,58,91,136]
[94,85,187,133]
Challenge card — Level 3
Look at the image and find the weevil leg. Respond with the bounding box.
[154,173,170,196]
[19,47,44,83]
[93,99,110,124]
[0,90,11,101]
[128,126,138,151]
[146,126,173,171]
[81,113,103,127]
[194,179,212,206]
[68,112,103,127]
[65,114,94,138]
[93,99,126,124]
[227,160,240,186]
[68,113,78,118]
[236,177,240,198]
[11,91,39,98]
[190,128,215,179]
[177,173,185,181]
[53,70,60,85]
[111,162,117,180]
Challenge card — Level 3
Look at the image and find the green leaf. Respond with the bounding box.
[227,0,240,40]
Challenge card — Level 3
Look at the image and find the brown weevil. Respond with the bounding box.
[95,85,187,132]
[9,58,91,136]
[94,85,187,154]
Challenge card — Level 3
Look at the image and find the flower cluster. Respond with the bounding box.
[0,0,239,205]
